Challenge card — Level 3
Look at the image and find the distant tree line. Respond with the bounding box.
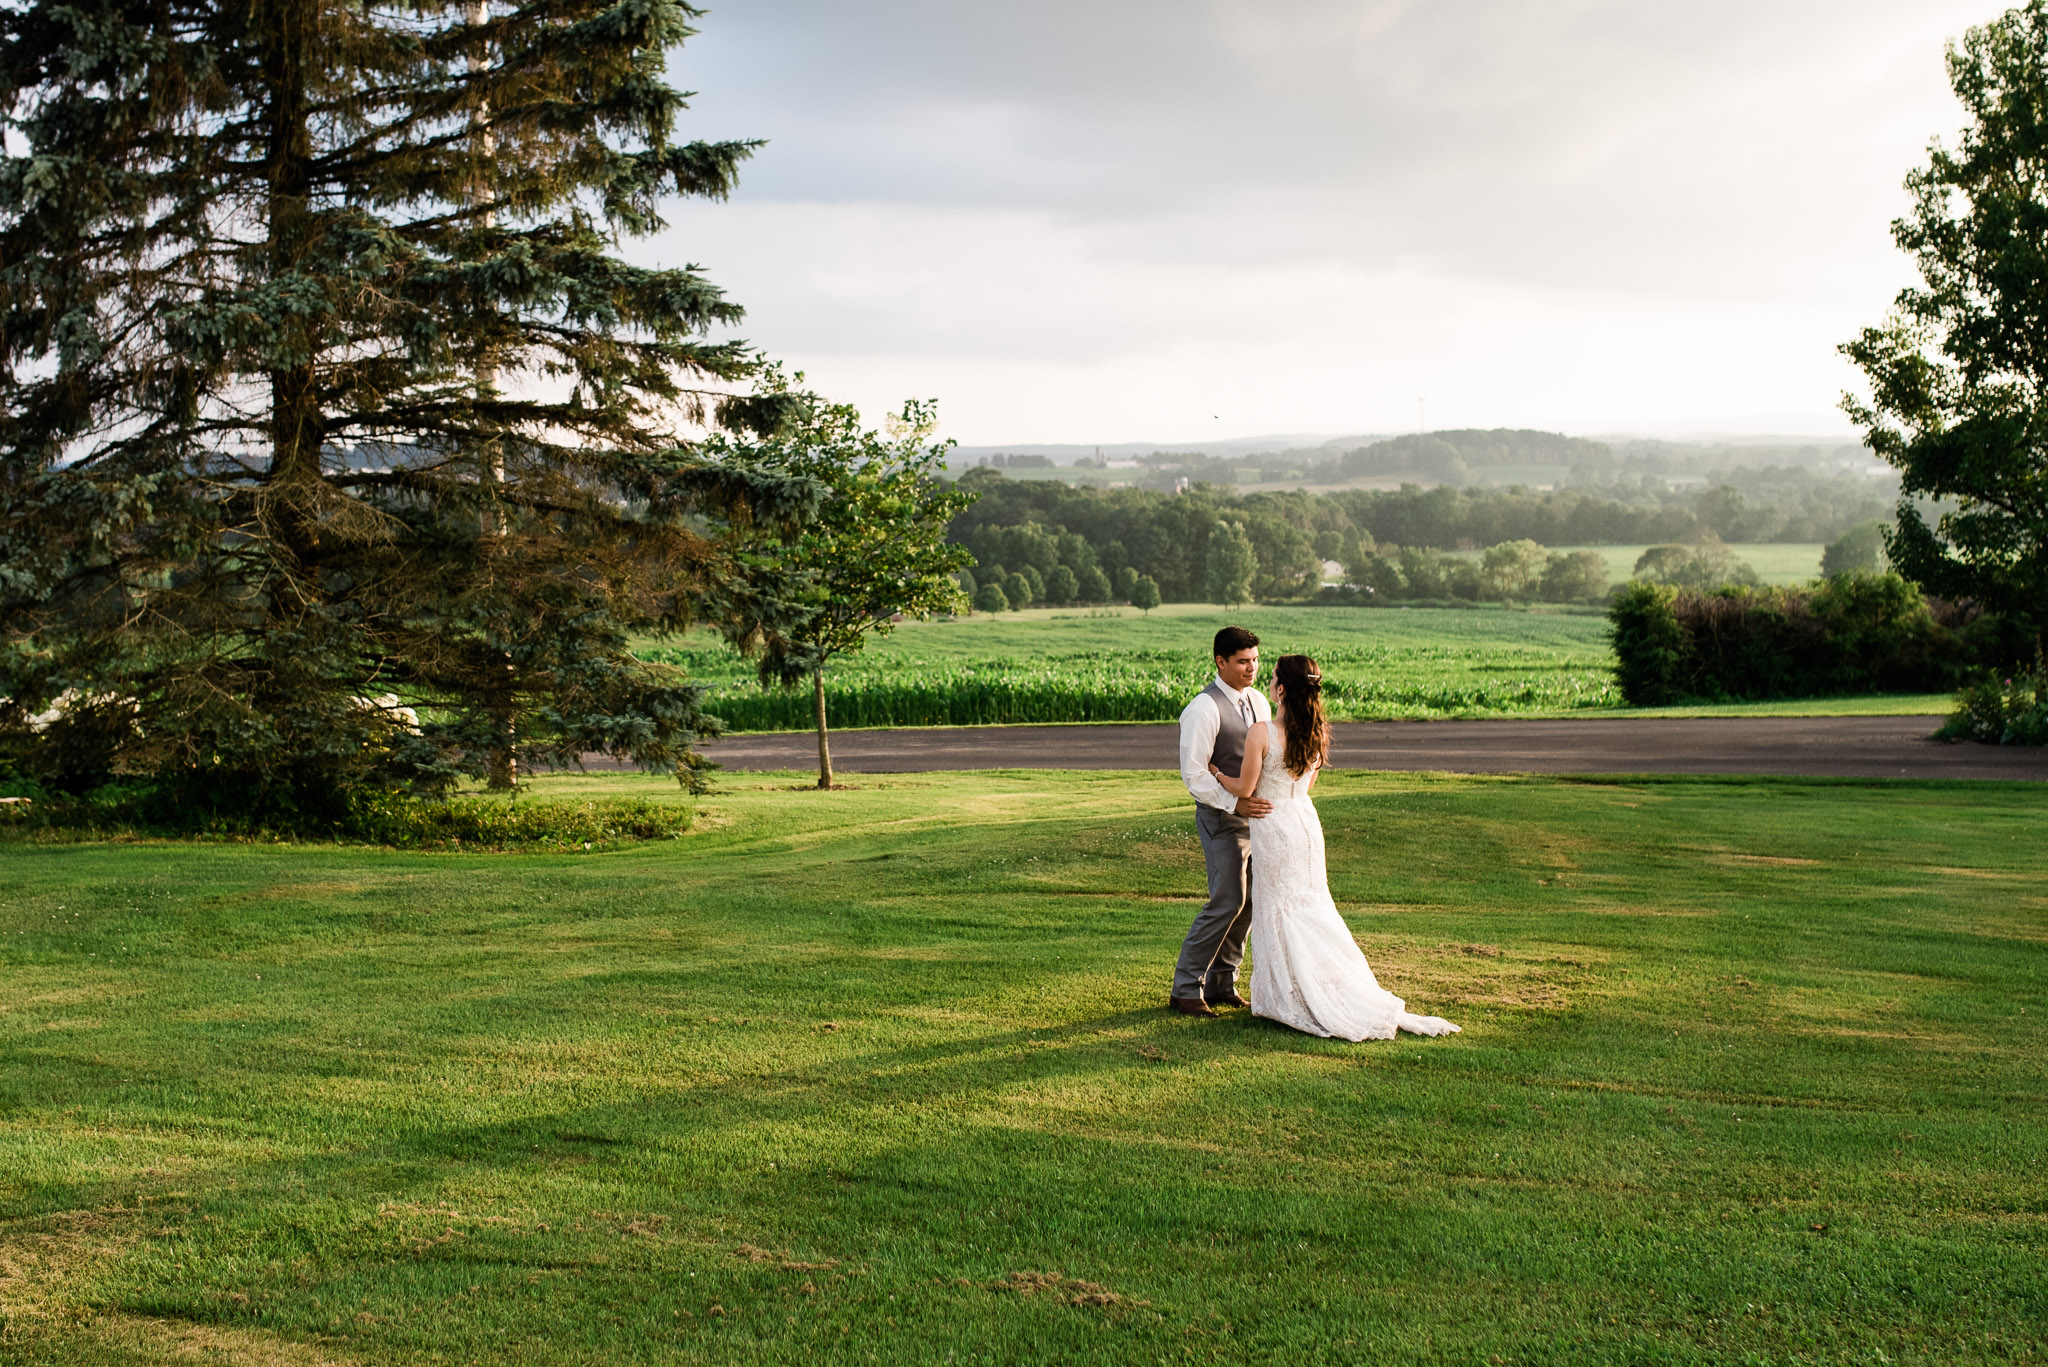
[946,469,1898,606]
[1088,428,1885,492]
[1329,430,1614,486]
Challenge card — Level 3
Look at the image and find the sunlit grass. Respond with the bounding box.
[2,769,2043,1364]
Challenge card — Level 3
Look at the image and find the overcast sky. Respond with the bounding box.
[646,0,2000,446]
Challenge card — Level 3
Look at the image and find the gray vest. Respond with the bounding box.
[1202,679,1254,778]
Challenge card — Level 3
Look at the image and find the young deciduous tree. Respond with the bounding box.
[715,396,974,788]
[0,1,806,816]
[1842,1,2048,649]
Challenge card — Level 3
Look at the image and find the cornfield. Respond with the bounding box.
[641,643,1622,732]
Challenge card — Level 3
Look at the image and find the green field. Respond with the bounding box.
[2,769,2042,1364]
[645,602,1943,732]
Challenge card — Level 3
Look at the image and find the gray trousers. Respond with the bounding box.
[1172,804,1252,999]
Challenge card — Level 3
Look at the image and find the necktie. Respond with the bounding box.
[1239,697,1253,727]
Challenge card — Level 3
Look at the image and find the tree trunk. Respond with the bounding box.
[813,668,833,789]
[467,1,516,791]
[262,0,321,549]
[486,659,517,791]
[486,743,517,790]
[483,645,517,790]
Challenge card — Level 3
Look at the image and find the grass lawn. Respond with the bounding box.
[3,769,2043,1364]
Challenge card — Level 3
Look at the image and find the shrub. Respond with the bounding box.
[1806,572,1953,691]
[341,793,693,850]
[972,582,1010,614]
[1609,572,1979,704]
[1937,652,2048,745]
[0,785,691,850]
[1609,582,1687,705]
[8,691,140,794]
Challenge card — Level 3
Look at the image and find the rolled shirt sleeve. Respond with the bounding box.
[1179,692,1237,813]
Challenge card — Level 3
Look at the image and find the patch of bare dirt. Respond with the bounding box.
[733,1243,838,1272]
[80,1315,362,1366]
[994,1270,1145,1308]
[1362,939,1605,1012]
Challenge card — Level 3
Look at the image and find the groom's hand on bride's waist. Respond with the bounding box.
[1233,795,1272,818]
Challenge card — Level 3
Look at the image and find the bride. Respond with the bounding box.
[1209,654,1460,1041]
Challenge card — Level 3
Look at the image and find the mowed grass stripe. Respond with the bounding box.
[0,769,2043,1364]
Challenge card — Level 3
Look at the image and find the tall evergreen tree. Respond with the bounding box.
[1843,1,2048,649]
[0,2,807,814]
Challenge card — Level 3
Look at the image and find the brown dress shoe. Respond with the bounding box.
[1169,996,1218,1018]
[1213,991,1250,1009]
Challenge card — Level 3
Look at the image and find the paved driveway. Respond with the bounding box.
[693,715,2048,781]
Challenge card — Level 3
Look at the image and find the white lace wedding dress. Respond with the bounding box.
[1246,726,1460,1040]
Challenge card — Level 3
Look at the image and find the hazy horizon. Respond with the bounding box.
[949,425,1871,463]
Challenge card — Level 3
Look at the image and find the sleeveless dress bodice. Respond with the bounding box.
[1253,724,1315,801]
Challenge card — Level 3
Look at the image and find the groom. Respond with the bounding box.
[1170,625,1272,1017]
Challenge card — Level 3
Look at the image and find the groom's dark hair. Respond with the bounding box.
[1213,625,1259,659]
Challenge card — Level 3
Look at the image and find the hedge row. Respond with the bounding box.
[0,786,692,850]
[1608,572,2018,705]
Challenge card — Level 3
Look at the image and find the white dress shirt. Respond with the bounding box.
[1179,674,1272,813]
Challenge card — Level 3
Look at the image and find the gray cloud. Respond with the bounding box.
[652,0,2002,440]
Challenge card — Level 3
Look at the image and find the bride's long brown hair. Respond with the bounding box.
[1274,654,1329,776]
